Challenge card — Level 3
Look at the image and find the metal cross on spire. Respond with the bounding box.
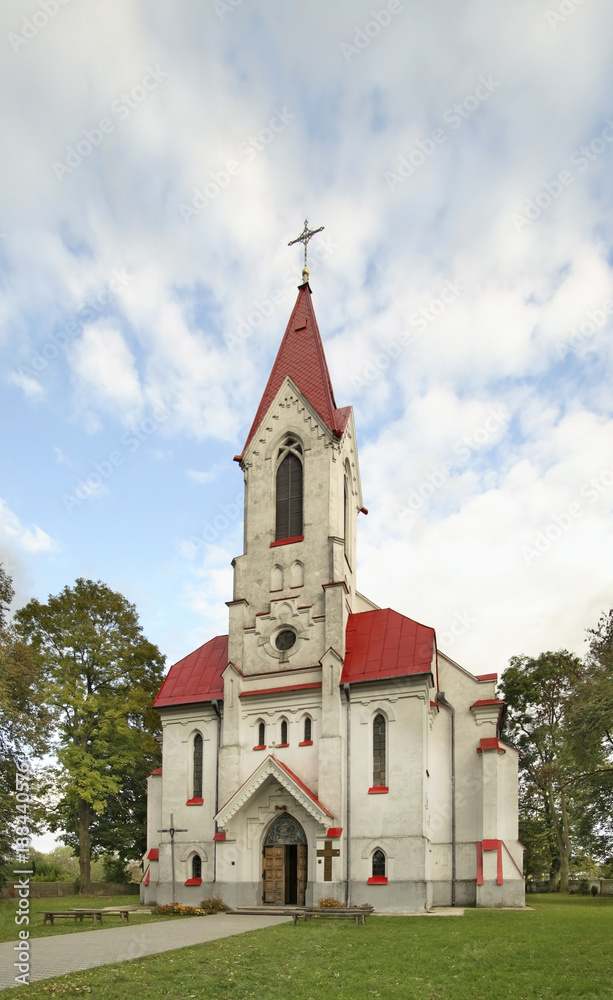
[288,219,325,279]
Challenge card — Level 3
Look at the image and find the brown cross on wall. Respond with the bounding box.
[317,840,340,882]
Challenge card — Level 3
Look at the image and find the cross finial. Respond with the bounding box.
[288,218,325,283]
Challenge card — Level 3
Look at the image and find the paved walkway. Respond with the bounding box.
[0,913,292,991]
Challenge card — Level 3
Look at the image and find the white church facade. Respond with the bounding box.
[142,272,524,912]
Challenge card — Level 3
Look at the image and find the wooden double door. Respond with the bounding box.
[263,844,307,905]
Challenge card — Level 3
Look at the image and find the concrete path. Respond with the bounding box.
[0,913,292,991]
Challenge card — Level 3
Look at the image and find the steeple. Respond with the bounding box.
[240,283,351,458]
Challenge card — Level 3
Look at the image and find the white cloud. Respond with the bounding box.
[0,499,54,554]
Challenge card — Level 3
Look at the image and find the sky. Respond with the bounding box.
[2,0,613,701]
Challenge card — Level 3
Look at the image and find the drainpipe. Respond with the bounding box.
[436,691,456,906]
[343,683,351,907]
[212,699,221,883]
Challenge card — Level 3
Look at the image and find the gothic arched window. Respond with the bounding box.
[372,849,386,878]
[193,734,203,799]
[192,854,202,879]
[373,714,386,787]
[280,719,288,745]
[276,440,303,541]
[258,721,266,747]
[304,716,312,742]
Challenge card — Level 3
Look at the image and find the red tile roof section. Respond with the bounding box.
[272,755,334,818]
[341,609,436,686]
[154,635,227,708]
[241,284,351,456]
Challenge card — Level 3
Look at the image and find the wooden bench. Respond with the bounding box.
[293,906,373,927]
[43,909,104,926]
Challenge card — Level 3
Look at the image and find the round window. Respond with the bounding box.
[275,629,297,651]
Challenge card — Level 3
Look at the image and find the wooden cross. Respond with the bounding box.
[317,840,340,882]
[288,218,325,269]
[158,813,188,903]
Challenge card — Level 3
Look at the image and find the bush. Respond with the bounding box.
[318,897,345,908]
[200,897,225,913]
[591,885,599,896]
[578,879,590,896]
[151,904,206,916]
[101,854,130,884]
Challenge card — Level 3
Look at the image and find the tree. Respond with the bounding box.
[15,578,165,893]
[500,651,586,892]
[0,565,49,887]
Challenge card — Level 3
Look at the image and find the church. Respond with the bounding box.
[142,244,524,912]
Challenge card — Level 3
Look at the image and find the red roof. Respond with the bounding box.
[240,284,351,456]
[154,635,227,708]
[341,609,436,685]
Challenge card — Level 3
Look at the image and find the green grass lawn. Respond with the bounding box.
[0,894,171,942]
[5,895,613,999]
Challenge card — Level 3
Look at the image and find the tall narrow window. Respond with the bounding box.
[372,849,386,878]
[280,720,288,745]
[258,721,266,746]
[304,717,312,742]
[373,714,386,786]
[344,473,349,559]
[193,734,203,799]
[192,854,202,879]
[276,441,303,540]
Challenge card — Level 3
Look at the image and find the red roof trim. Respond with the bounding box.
[476,673,498,681]
[240,682,322,698]
[327,828,343,838]
[184,878,202,886]
[471,699,504,708]
[143,868,150,886]
[342,609,436,686]
[270,535,303,548]
[154,634,227,707]
[477,737,506,754]
[147,848,159,861]
[149,767,163,776]
[213,832,226,841]
[367,876,388,885]
[272,756,334,818]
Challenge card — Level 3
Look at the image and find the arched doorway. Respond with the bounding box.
[263,814,307,905]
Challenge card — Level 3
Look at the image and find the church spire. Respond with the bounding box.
[239,282,351,458]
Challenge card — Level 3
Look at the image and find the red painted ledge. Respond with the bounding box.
[327,828,343,838]
[299,740,313,747]
[277,743,289,748]
[367,876,388,885]
[184,878,202,886]
[368,786,389,794]
[253,744,267,750]
[213,832,226,841]
[270,535,303,548]
[186,797,203,805]
[146,848,159,861]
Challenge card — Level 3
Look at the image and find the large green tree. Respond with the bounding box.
[500,650,587,891]
[0,565,49,886]
[15,578,164,893]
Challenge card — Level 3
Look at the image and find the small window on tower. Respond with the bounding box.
[373,714,386,787]
[280,720,288,745]
[258,721,266,747]
[275,440,303,540]
[304,717,312,742]
[192,854,202,879]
